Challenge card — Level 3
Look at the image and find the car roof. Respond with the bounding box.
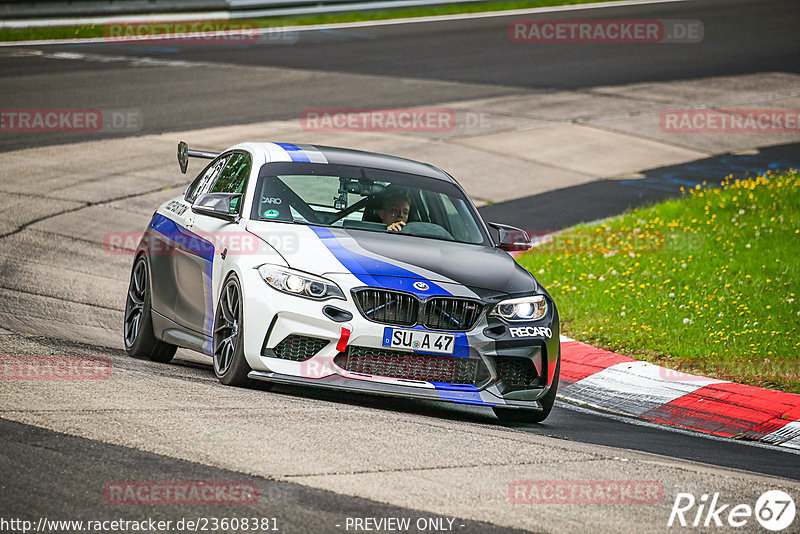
[234,142,455,183]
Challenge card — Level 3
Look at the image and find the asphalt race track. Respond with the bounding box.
[1,0,799,151]
[1,0,800,532]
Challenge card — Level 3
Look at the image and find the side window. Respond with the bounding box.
[441,195,483,243]
[185,155,230,204]
[210,152,251,214]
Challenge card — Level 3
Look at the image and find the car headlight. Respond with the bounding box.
[257,264,344,300]
[490,295,547,322]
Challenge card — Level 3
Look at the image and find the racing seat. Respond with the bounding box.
[361,196,384,223]
[361,190,424,225]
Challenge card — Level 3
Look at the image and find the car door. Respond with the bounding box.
[175,151,252,338]
[151,153,229,336]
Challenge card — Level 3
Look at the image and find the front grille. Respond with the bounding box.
[421,297,483,331]
[353,289,418,326]
[270,335,329,361]
[493,357,539,387]
[335,346,490,385]
[352,288,484,331]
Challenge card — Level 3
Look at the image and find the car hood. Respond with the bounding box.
[247,222,537,295]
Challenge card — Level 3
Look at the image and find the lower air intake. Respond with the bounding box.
[493,356,540,388]
[270,335,329,361]
[335,346,489,385]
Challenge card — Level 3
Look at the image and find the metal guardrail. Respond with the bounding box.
[0,0,469,19]
[1,1,222,18]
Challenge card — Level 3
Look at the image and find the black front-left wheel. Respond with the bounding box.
[213,273,254,387]
[124,255,177,363]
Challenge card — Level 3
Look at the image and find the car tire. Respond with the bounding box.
[492,358,560,424]
[124,255,177,363]
[213,273,254,387]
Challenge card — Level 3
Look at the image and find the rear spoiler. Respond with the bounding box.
[177,141,220,174]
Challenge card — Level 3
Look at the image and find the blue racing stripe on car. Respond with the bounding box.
[296,144,328,164]
[149,213,215,263]
[275,142,311,163]
[431,383,492,405]
[308,225,451,298]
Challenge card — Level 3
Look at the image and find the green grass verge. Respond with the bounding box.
[1,0,621,42]
[516,170,800,394]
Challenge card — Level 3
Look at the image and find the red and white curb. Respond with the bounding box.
[558,336,800,449]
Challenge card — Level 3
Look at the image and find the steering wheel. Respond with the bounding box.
[401,222,454,240]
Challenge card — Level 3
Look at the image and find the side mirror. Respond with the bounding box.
[488,222,531,252]
[192,193,241,222]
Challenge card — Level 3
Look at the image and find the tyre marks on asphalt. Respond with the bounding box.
[0,417,529,534]
[2,327,799,534]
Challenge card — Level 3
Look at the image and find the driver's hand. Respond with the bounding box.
[386,221,406,232]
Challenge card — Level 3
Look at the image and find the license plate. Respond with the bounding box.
[383,327,455,354]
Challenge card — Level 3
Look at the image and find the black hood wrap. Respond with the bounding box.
[345,230,538,297]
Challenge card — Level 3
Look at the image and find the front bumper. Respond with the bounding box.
[240,268,559,410]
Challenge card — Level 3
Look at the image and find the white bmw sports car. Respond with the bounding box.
[124,141,560,422]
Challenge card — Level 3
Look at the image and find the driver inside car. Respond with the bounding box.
[377,190,411,232]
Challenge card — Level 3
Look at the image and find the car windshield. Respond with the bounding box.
[251,162,488,245]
